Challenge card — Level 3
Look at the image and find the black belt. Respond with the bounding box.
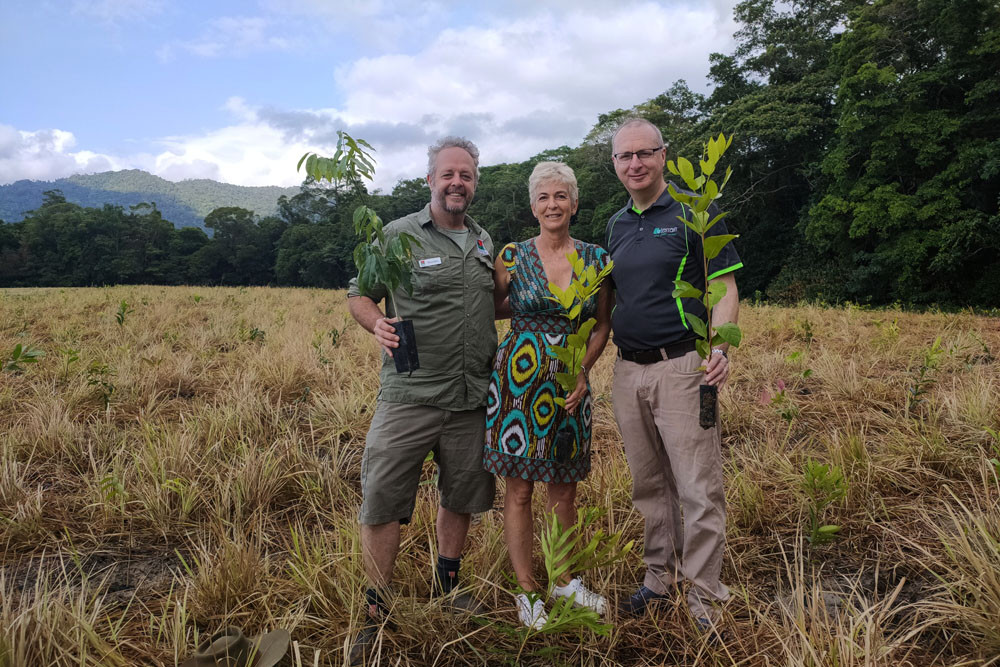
[617,339,696,364]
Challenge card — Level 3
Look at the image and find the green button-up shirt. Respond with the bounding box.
[347,204,498,411]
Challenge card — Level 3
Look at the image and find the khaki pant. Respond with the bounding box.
[359,401,495,526]
[612,350,730,620]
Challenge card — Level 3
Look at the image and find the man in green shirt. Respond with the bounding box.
[347,137,498,665]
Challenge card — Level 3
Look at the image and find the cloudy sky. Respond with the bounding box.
[1,0,738,190]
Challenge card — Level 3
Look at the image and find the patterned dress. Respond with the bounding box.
[483,238,609,483]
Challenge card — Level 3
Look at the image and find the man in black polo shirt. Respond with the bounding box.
[605,118,741,635]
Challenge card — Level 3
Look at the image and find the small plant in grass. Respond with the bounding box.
[873,317,900,347]
[905,336,943,416]
[664,133,742,428]
[114,300,133,327]
[771,380,800,423]
[3,343,45,373]
[761,379,799,422]
[99,472,127,516]
[58,347,79,381]
[507,507,631,642]
[795,317,815,348]
[299,131,421,373]
[86,361,116,409]
[801,458,847,545]
[785,350,813,380]
[328,322,349,347]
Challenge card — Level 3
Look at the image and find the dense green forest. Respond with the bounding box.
[2,0,998,306]
[0,170,298,231]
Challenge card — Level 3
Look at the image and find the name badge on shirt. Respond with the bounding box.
[418,257,442,267]
[476,239,489,256]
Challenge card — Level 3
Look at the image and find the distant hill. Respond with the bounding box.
[0,170,300,230]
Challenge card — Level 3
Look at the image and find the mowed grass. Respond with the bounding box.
[1,286,999,666]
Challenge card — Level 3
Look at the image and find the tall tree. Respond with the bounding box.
[805,0,1000,305]
[704,0,859,300]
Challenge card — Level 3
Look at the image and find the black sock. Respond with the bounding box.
[365,587,389,620]
[435,555,461,594]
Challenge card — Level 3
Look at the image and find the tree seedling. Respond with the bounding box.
[664,132,743,428]
[509,507,631,639]
[905,336,943,417]
[543,250,613,460]
[544,251,613,404]
[3,343,45,373]
[299,132,421,373]
[801,458,847,546]
[115,300,134,328]
[86,361,116,409]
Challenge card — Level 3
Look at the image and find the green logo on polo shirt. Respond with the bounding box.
[653,226,678,237]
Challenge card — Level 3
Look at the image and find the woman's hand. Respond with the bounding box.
[563,371,588,413]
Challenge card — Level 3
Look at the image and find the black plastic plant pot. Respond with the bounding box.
[391,319,420,374]
[699,384,717,429]
[552,427,574,463]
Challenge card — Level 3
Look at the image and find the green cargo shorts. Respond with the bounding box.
[359,401,496,525]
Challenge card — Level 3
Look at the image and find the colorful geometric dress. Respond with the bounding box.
[483,238,610,483]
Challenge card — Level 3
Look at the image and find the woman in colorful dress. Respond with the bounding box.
[483,161,613,628]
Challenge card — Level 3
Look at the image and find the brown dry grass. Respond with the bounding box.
[1,287,999,666]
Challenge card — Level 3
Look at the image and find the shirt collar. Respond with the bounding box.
[417,203,482,235]
[626,181,679,215]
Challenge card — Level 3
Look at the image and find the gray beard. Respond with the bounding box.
[440,193,469,215]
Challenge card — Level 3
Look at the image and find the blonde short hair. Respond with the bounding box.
[528,161,578,204]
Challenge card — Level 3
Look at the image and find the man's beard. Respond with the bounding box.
[439,188,470,214]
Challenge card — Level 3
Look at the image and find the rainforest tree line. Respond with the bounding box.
[2,0,998,306]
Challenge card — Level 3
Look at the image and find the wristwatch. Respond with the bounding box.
[711,347,728,359]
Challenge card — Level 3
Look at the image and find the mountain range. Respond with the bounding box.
[0,170,300,230]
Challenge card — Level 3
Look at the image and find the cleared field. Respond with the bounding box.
[1,286,998,666]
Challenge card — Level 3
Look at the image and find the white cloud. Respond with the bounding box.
[0,125,121,184]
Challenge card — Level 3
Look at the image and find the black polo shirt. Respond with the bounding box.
[605,185,742,352]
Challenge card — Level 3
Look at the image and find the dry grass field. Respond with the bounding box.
[1,286,999,666]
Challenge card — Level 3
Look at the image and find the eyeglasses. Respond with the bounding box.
[612,146,664,163]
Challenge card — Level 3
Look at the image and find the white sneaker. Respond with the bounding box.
[514,593,548,630]
[552,577,607,616]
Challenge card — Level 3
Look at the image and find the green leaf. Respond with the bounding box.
[666,182,693,205]
[666,160,679,176]
[703,234,739,260]
[706,280,727,308]
[555,371,578,391]
[678,215,701,235]
[672,280,702,300]
[714,322,743,347]
[686,313,707,339]
[677,157,695,188]
[576,318,596,342]
[545,345,575,367]
[695,339,711,360]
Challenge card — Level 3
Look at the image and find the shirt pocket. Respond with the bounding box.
[412,255,450,294]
